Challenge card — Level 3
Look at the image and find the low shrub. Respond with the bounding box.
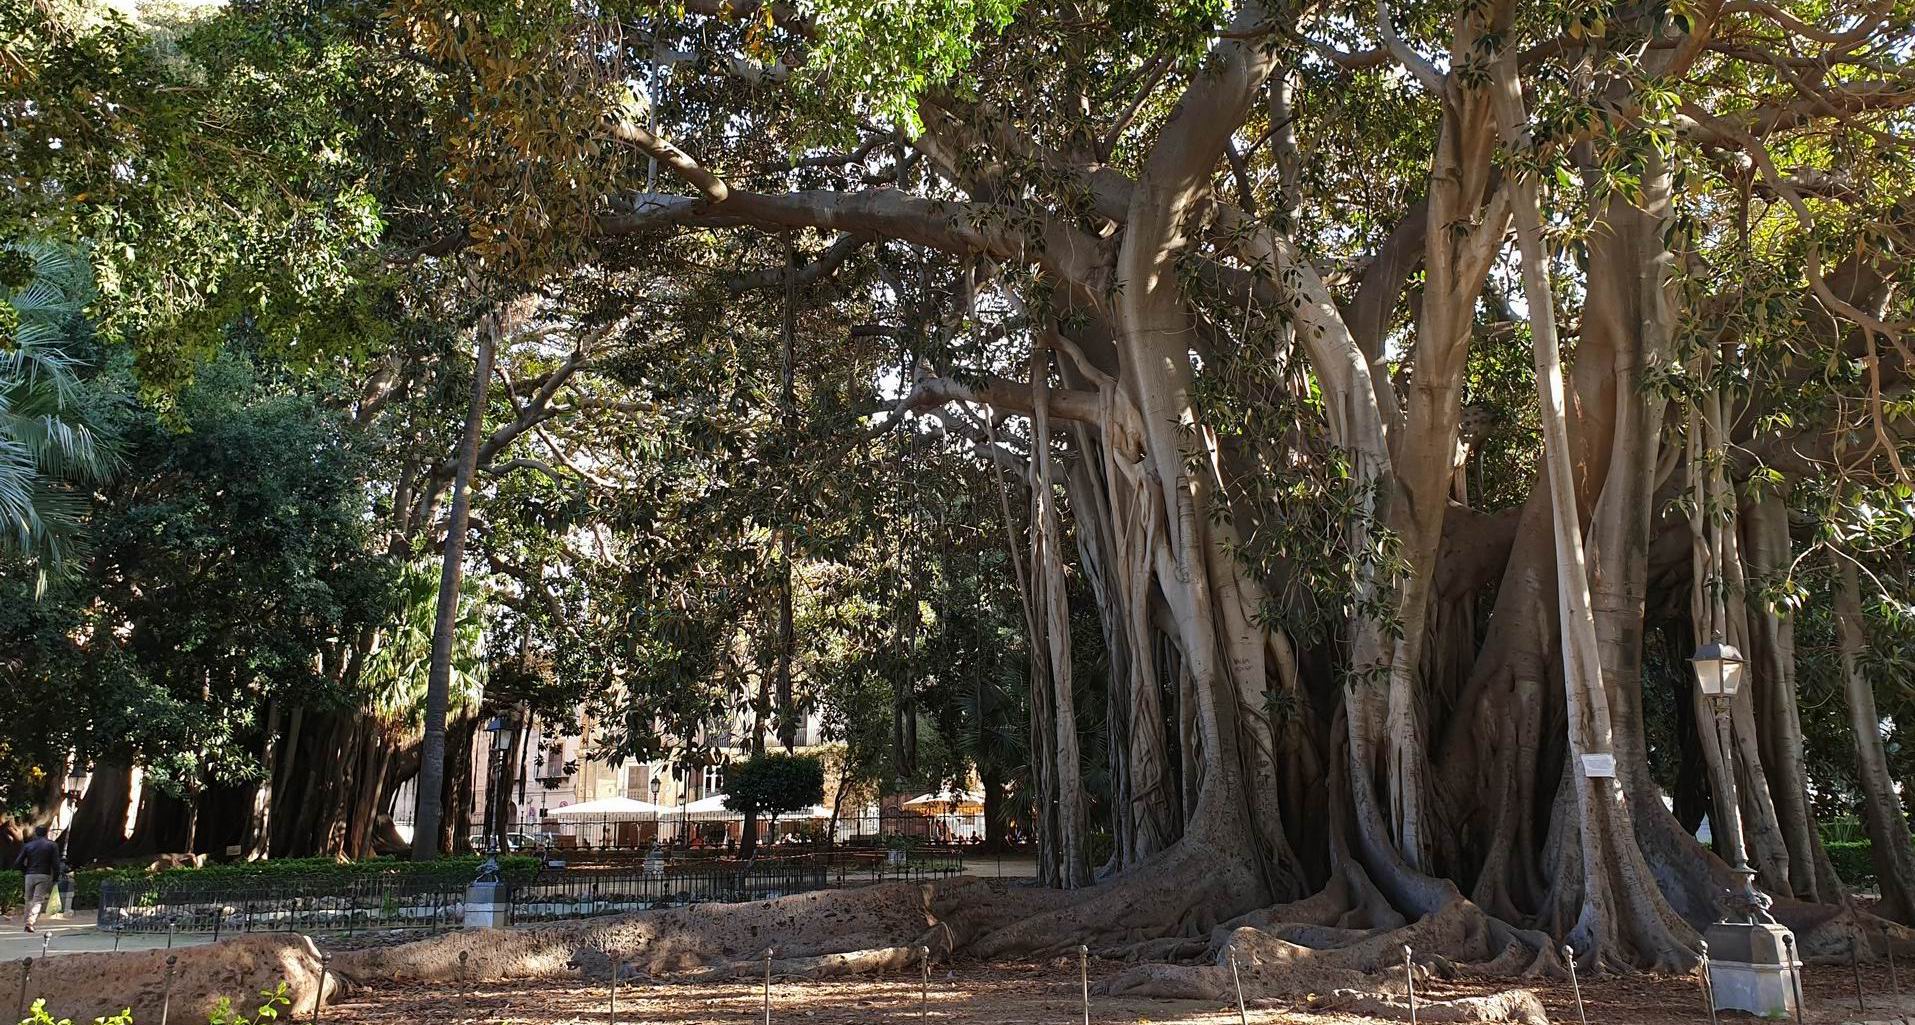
[14,981,290,1025]
[1825,839,1876,887]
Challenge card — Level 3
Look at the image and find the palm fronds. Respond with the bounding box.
[1,239,119,587]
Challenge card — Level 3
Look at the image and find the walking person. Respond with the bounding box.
[14,825,64,932]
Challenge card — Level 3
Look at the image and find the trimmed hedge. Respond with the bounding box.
[2,855,540,912]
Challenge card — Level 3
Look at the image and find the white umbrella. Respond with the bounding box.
[551,796,666,820]
[903,788,983,808]
[681,794,734,819]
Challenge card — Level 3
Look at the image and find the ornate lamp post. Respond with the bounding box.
[484,714,514,852]
[1692,638,1798,1015]
[645,774,667,877]
[649,775,663,841]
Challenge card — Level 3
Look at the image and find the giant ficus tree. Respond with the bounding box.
[11,0,1915,976]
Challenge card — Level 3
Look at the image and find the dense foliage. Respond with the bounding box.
[3,0,1913,970]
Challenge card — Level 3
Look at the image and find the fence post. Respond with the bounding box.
[314,953,331,1025]
[16,958,31,1021]
[763,948,775,1025]
[160,955,178,1025]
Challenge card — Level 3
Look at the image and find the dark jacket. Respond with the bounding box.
[13,836,62,877]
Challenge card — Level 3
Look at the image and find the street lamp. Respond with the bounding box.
[649,775,662,842]
[1689,640,1760,914]
[1692,637,1797,1015]
[484,715,514,852]
[63,765,89,804]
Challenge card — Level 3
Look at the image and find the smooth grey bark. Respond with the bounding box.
[411,313,496,861]
[1835,557,1915,924]
[1494,59,1695,969]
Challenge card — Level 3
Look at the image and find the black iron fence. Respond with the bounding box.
[506,851,963,923]
[534,812,1022,852]
[96,850,963,934]
[98,871,468,936]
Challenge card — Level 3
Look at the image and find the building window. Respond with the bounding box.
[702,765,725,797]
[624,764,650,795]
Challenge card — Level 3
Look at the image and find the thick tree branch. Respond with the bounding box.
[600,189,1110,293]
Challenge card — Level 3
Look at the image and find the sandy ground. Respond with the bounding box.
[316,956,1915,1025]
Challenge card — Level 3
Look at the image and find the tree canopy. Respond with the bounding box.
[4,0,1914,973]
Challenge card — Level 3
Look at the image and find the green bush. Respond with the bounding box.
[1820,816,1867,845]
[1825,840,1876,886]
[15,980,289,1025]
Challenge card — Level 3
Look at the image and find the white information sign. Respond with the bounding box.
[1581,753,1618,778]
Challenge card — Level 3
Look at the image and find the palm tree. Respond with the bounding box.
[362,559,490,725]
[1,241,118,590]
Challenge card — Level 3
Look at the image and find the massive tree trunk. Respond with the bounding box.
[64,762,133,868]
[412,314,496,860]
[1494,61,1694,969]
[1835,557,1915,924]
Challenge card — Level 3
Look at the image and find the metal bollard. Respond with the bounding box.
[113,925,123,953]
[315,952,331,1025]
[1228,950,1248,1025]
[160,954,178,1025]
[167,919,176,950]
[1079,945,1091,1025]
[919,945,931,1021]
[213,907,224,943]
[1697,939,1717,1025]
[1562,946,1587,1025]
[1781,934,1803,1025]
[1403,946,1416,1025]
[763,948,774,1025]
[41,934,50,960]
[17,958,31,1021]
[1852,936,1867,1012]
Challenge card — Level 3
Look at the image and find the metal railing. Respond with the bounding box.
[94,850,964,934]
[98,871,468,936]
[507,851,964,923]
[530,812,1019,853]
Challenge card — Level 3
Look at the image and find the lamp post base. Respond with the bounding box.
[1706,921,1801,1019]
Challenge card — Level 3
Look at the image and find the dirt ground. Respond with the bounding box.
[318,954,1915,1025]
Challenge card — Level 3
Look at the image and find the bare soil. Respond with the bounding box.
[317,955,1915,1025]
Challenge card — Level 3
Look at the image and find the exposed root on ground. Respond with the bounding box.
[0,935,334,1023]
[1306,988,1549,1024]
[685,945,927,981]
[964,834,1267,958]
[1099,878,1554,1006]
[1773,900,1915,961]
[333,882,940,984]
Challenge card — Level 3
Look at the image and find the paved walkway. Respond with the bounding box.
[958,854,1038,879]
[0,912,213,961]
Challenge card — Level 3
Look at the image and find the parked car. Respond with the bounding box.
[466,830,557,852]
